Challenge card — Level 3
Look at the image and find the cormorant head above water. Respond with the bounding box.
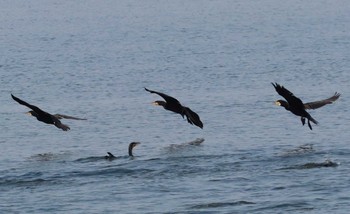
[144,87,203,129]
[128,142,141,157]
[105,142,141,160]
[11,94,86,131]
[271,82,340,130]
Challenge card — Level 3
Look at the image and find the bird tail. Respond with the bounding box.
[54,122,70,131]
[184,107,203,129]
[305,114,318,130]
[308,115,318,125]
[107,152,116,158]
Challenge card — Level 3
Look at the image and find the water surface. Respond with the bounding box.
[1,0,350,213]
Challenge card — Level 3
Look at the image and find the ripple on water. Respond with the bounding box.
[189,200,256,209]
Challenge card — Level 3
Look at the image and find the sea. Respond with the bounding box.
[1,0,350,213]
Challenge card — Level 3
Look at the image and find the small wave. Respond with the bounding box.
[27,151,72,162]
[209,176,251,182]
[167,138,205,150]
[279,144,314,157]
[0,178,51,187]
[72,168,134,177]
[69,167,154,178]
[190,200,255,209]
[0,171,57,188]
[298,160,339,169]
[279,159,339,170]
[74,156,106,163]
[186,138,205,145]
[254,201,314,212]
[74,154,135,163]
[28,153,56,161]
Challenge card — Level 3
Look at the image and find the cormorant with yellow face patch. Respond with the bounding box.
[272,83,340,130]
[11,94,86,131]
[144,88,203,129]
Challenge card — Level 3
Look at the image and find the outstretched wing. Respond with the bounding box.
[184,107,203,129]
[11,94,47,115]
[54,114,87,120]
[144,87,181,105]
[304,92,340,110]
[271,83,304,108]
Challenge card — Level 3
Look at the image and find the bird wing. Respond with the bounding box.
[144,87,181,104]
[304,92,340,110]
[11,94,48,115]
[54,114,87,120]
[183,107,203,129]
[271,83,304,108]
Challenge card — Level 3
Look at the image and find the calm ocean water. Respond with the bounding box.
[1,0,350,213]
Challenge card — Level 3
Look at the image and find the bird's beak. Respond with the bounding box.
[274,101,281,106]
[152,101,159,106]
[26,112,32,116]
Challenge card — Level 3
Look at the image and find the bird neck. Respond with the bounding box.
[155,101,167,108]
[128,145,134,157]
[29,111,38,118]
[279,100,290,110]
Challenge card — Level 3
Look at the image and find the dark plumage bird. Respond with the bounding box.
[105,142,141,160]
[272,83,340,130]
[11,94,86,131]
[144,87,203,129]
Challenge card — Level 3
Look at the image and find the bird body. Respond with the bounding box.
[272,83,340,130]
[11,94,86,131]
[144,87,203,129]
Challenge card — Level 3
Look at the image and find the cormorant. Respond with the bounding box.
[105,142,140,160]
[272,83,340,130]
[11,94,86,131]
[144,87,203,129]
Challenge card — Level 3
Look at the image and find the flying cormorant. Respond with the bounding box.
[144,87,203,129]
[11,94,86,131]
[105,142,140,160]
[271,83,340,130]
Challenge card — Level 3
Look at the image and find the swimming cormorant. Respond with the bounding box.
[272,83,340,130]
[105,142,140,160]
[144,87,203,129]
[11,94,86,131]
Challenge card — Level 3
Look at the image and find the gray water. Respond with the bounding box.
[1,0,350,213]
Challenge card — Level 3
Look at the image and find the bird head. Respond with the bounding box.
[130,142,141,149]
[152,101,166,107]
[26,110,36,117]
[274,100,282,106]
[128,142,141,157]
[274,100,288,108]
